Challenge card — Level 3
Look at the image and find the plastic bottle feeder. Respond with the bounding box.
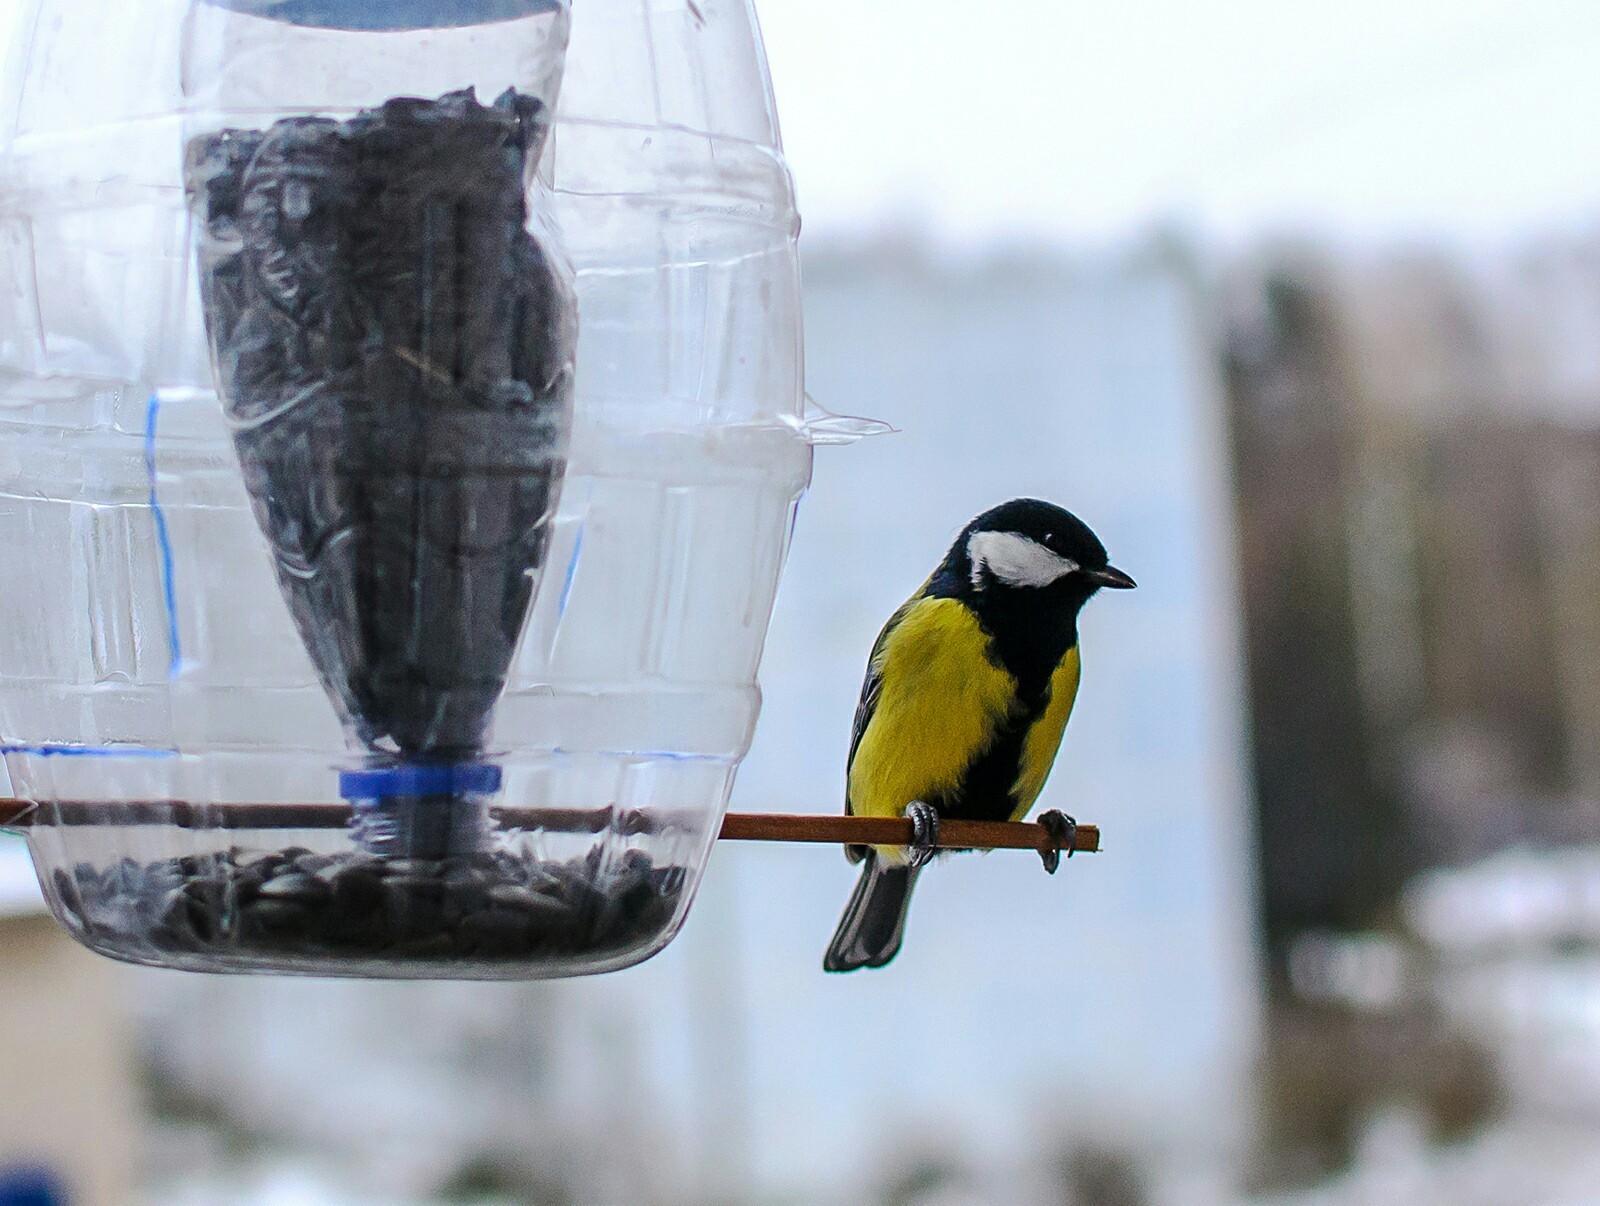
[0,0,810,977]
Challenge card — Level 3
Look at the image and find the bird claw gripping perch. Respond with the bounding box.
[905,800,940,869]
[1038,810,1077,875]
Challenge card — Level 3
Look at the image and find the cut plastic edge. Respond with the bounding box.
[794,393,897,446]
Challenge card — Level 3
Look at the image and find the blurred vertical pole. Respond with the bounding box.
[1534,442,1600,811]
[0,884,140,1206]
[1345,420,1427,735]
[686,855,752,1204]
[1222,264,1408,969]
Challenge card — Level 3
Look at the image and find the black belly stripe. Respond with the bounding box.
[928,692,1049,824]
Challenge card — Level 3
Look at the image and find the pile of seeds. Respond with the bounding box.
[53,846,684,967]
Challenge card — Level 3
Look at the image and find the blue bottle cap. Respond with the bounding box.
[200,0,563,32]
[339,762,503,800]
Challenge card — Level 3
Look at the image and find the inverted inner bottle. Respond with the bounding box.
[187,87,576,784]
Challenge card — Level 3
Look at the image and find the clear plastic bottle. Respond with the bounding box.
[0,0,809,978]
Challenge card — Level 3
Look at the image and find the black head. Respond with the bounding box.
[939,498,1136,602]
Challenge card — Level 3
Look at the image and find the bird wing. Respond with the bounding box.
[845,595,917,785]
[846,596,1017,822]
[841,597,920,863]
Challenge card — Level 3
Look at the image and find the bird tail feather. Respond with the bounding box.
[824,852,921,972]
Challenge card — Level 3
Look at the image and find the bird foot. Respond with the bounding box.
[906,800,940,869]
[1038,810,1077,875]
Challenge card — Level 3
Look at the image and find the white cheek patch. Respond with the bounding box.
[968,531,1077,589]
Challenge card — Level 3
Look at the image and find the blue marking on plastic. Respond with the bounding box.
[545,747,718,763]
[1,744,177,759]
[340,763,503,800]
[144,393,183,676]
[558,525,584,618]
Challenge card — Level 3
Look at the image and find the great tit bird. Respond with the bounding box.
[824,499,1135,973]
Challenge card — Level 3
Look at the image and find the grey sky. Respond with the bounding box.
[758,0,1600,246]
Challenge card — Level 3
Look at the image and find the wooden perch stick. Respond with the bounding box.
[718,812,1099,855]
[0,797,1097,856]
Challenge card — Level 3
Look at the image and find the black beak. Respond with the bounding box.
[1087,565,1137,590]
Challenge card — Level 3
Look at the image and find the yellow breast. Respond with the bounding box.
[848,597,1017,820]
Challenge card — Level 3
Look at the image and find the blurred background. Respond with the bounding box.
[8,0,1600,1202]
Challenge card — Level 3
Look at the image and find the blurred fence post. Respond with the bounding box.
[0,843,140,1206]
